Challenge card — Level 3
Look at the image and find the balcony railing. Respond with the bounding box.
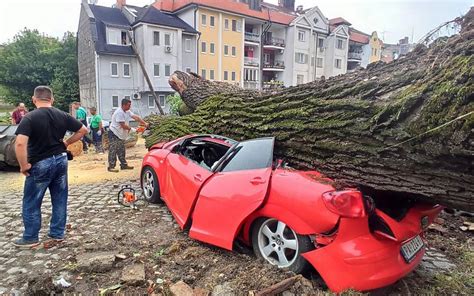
[263,37,285,48]
[348,52,363,60]
[244,80,260,89]
[244,57,259,67]
[262,80,284,90]
[263,60,285,69]
[245,32,260,43]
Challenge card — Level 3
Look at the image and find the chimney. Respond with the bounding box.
[116,0,126,9]
[278,0,295,11]
[296,5,303,13]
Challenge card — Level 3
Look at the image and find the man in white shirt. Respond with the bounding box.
[108,98,148,172]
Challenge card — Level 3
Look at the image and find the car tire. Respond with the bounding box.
[141,166,163,204]
[251,217,313,274]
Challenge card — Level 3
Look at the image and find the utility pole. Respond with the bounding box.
[127,31,165,115]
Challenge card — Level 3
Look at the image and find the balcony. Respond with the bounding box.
[263,37,285,49]
[245,32,260,43]
[244,57,259,67]
[348,52,363,61]
[263,60,285,71]
[262,80,284,90]
[244,80,260,90]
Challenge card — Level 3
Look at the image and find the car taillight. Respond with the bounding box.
[322,190,366,218]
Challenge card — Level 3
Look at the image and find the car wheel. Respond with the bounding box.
[252,217,313,274]
[141,166,163,204]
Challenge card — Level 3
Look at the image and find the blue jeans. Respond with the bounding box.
[22,153,68,241]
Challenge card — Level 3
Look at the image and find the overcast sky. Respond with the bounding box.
[0,0,471,44]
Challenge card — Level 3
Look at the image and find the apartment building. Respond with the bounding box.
[77,0,198,119]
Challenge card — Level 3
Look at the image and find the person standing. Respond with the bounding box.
[108,98,148,172]
[89,107,104,154]
[72,101,92,154]
[14,86,87,248]
[11,102,28,125]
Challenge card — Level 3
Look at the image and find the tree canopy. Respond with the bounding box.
[0,29,79,111]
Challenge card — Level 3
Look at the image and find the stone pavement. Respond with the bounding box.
[0,178,174,293]
[0,177,458,294]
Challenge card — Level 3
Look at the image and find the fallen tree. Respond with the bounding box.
[145,10,474,211]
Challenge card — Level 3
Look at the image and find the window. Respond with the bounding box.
[201,69,206,79]
[224,71,228,81]
[124,95,131,101]
[224,19,229,30]
[231,71,236,81]
[317,58,323,68]
[201,14,207,26]
[210,16,215,27]
[107,28,128,45]
[295,53,308,64]
[224,45,229,56]
[164,34,171,46]
[210,42,215,54]
[335,58,342,69]
[336,39,344,49]
[153,31,160,46]
[298,30,305,42]
[374,48,378,56]
[318,38,324,48]
[210,69,215,80]
[244,68,258,81]
[148,95,155,108]
[153,64,160,77]
[221,138,273,172]
[112,95,119,108]
[111,63,118,77]
[201,41,206,53]
[232,20,237,31]
[297,74,304,85]
[186,67,192,73]
[121,32,128,45]
[123,63,130,77]
[263,53,270,63]
[159,95,165,107]
[185,39,191,52]
[165,64,171,76]
[232,46,236,57]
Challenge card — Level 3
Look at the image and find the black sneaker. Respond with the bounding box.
[108,167,119,173]
[120,165,134,170]
[13,238,40,249]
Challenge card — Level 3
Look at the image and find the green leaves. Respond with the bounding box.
[0,29,78,111]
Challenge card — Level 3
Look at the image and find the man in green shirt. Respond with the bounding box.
[72,102,92,153]
[89,107,104,153]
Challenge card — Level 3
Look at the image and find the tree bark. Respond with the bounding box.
[146,11,474,211]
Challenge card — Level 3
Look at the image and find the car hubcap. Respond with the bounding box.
[257,218,298,268]
[142,170,154,199]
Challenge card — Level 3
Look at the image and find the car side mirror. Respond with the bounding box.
[171,144,181,154]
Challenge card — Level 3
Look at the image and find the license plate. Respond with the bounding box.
[401,235,424,263]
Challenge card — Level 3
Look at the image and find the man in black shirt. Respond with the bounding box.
[14,86,87,248]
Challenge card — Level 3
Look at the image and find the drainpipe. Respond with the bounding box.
[314,32,318,81]
[261,7,272,89]
[194,5,200,73]
[95,52,101,115]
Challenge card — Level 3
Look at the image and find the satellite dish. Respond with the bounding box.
[89,0,98,5]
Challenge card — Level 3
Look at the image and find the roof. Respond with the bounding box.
[349,28,370,44]
[129,5,198,33]
[329,17,352,26]
[153,0,296,25]
[89,4,135,56]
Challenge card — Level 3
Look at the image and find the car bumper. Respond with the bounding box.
[302,217,425,292]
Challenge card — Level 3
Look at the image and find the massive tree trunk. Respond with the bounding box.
[145,11,474,211]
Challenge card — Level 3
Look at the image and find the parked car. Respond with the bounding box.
[140,134,442,292]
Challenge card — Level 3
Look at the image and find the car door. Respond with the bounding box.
[162,141,213,228]
[189,138,274,250]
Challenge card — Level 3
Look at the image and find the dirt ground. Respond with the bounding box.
[0,137,472,295]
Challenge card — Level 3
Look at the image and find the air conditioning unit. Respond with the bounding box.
[132,92,141,100]
[165,46,172,53]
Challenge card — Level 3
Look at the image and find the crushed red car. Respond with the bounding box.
[141,134,442,292]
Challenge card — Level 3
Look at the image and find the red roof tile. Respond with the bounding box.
[329,17,351,26]
[153,0,296,25]
[349,28,370,44]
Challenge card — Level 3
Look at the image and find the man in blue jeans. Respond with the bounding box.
[14,86,87,248]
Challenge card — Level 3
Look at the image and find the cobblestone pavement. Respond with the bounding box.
[0,174,460,294]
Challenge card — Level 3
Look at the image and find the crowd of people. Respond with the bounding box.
[12,86,149,248]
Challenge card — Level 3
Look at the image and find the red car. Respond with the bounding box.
[141,134,442,292]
